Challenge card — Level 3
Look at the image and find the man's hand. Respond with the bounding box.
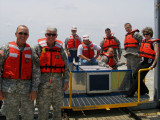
[64,82,69,91]
[29,91,37,101]
[87,59,91,62]
[0,90,4,100]
[118,55,121,60]
[67,52,71,57]
[109,67,114,70]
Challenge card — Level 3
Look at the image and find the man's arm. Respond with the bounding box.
[77,45,91,62]
[60,47,70,91]
[60,46,70,82]
[0,44,9,100]
[64,37,71,57]
[114,37,122,59]
[100,39,104,53]
[133,32,143,50]
[98,56,109,67]
[133,32,143,43]
[30,48,41,101]
[31,48,41,92]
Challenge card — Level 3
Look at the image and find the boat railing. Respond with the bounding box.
[138,68,152,102]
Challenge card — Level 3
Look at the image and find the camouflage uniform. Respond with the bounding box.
[98,55,125,69]
[0,43,41,120]
[100,36,122,69]
[119,31,143,90]
[34,44,69,120]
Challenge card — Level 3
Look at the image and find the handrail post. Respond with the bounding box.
[69,72,73,107]
[138,68,151,102]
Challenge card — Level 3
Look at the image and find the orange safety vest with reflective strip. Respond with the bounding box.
[38,38,65,73]
[2,41,32,80]
[124,29,139,49]
[67,34,81,49]
[102,36,119,51]
[139,38,159,59]
[101,52,115,68]
[82,42,94,59]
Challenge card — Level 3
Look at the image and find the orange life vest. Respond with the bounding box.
[82,42,94,58]
[102,52,115,68]
[139,38,159,59]
[124,29,139,49]
[38,38,65,73]
[102,36,119,51]
[67,34,81,49]
[2,41,32,80]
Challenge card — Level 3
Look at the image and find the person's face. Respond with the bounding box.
[71,30,77,35]
[45,30,58,44]
[83,40,90,45]
[143,33,151,40]
[15,26,29,45]
[107,48,114,56]
[105,30,111,37]
[125,24,132,33]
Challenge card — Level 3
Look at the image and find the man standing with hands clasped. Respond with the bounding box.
[35,26,70,120]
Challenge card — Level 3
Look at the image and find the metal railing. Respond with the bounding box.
[138,68,152,102]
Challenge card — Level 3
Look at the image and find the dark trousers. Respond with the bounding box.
[127,59,153,96]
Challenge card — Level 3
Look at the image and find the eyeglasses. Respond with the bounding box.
[46,33,57,36]
[18,32,28,36]
[143,33,150,36]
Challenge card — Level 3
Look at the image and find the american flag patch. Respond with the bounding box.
[0,50,4,56]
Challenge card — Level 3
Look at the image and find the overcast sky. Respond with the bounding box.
[0,0,154,48]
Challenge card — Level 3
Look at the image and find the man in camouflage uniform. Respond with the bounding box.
[0,25,41,120]
[119,23,143,90]
[35,27,69,120]
[100,28,122,69]
[98,47,125,70]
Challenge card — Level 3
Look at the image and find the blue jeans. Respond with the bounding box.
[80,58,98,65]
[68,50,79,63]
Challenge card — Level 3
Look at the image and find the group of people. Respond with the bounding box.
[0,23,159,120]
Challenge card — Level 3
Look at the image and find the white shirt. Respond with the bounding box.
[77,43,101,57]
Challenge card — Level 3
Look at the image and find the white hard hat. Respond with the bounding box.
[83,35,90,40]
[71,26,77,30]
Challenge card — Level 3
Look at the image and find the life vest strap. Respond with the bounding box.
[124,43,139,45]
[45,49,61,52]
[138,51,155,57]
[40,65,65,73]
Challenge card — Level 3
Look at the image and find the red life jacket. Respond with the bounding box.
[102,52,115,68]
[67,34,81,49]
[2,41,32,80]
[38,38,65,73]
[82,42,94,58]
[102,36,119,51]
[139,38,159,59]
[124,29,139,49]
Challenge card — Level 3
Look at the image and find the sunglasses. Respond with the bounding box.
[143,33,150,36]
[46,33,57,36]
[18,32,28,36]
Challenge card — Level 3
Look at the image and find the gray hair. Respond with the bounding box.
[46,26,57,33]
[16,25,29,33]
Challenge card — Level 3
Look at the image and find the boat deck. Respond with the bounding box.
[62,94,149,111]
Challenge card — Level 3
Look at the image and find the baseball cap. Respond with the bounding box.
[71,26,77,30]
[83,35,90,40]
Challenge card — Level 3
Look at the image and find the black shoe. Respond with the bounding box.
[123,94,134,98]
[140,91,149,95]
